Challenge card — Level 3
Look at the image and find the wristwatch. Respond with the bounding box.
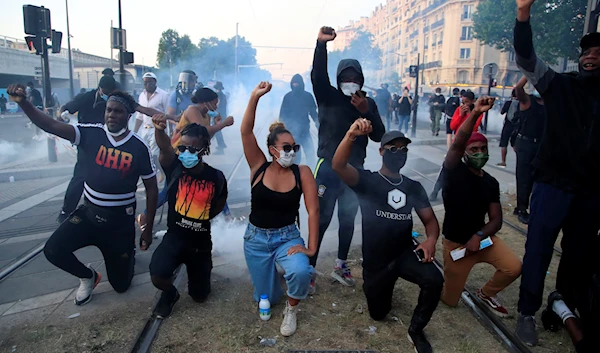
[476,231,485,238]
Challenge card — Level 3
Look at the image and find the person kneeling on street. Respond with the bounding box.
[440,96,522,317]
[7,84,159,305]
[241,82,319,337]
[149,120,228,319]
[332,119,444,353]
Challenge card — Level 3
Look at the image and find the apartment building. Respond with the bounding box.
[336,0,522,95]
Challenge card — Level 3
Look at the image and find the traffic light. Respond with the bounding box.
[121,51,134,65]
[51,30,62,53]
[23,5,51,37]
[24,35,43,54]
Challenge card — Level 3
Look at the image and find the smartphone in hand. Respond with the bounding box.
[414,249,425,262]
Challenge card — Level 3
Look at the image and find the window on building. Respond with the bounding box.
[461,26,473,40]
[460,48,471,59]
[508,50,516,62]
[458,70,469,83]
[463,5,474,20]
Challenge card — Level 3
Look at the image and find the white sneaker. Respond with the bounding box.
[74,265,101,305]
[280,301,298,337]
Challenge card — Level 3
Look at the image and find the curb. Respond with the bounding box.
[0,165,74,182]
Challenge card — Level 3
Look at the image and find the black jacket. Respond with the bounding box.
[428,94,445,111]
[63,89,106,124]
[279,74,318,137]
[311,41,385,167]
[445,96,460,117]
[514,19,600,192]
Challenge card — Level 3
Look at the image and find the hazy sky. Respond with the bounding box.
[0,1,382,81]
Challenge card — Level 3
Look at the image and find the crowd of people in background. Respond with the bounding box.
[4,0,599,351]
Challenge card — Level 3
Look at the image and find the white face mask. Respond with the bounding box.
[435,93,441,96]
[276,150,296,168]
[340,82,361,96]
[104,124,127,137]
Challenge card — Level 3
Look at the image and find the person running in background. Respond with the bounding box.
[375,83,392,130]
[148,119,227,319]
[213,81,229,155]
[497,89,519,168]
[310,26,385,290]
[428,88,445,136]
[332,120,444,353]
[279,74,319,167]
[512,76,546,225]
[397,88,413,135]
[241,81,318,337]
[8,84,158,305]
[444,88,461,150]
[440,95,522,317]
[514,0,600,345]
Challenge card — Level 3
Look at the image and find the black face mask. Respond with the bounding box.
[383,149,407,173]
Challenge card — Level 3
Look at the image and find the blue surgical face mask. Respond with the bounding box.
[207,110,219,118]
[101,93,108,101]
[178,150,200,169]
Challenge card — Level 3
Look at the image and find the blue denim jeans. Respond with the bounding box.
[244,223,314,303]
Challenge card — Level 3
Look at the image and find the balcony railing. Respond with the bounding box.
[423,26,430,33]
[423,0,448,16]
[461,13,472,21]
[420,61,442,70]
[424,45,429,50]
[409,30,419,39]
[457,59,475,66]
[431,19,445,30]
[460,36,473,41]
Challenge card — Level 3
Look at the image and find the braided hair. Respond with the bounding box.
[180,123,211,155]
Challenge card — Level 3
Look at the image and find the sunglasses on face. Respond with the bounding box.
[385,146,409,154]
[177,145,205,154]
[276,144,301,153]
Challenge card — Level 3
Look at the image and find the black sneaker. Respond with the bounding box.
[516,209,530,224]
[541,290,563,332]
[57,211,69,224]
[407,330,432,353]
[155,289,180,319]
[516,314,538,346]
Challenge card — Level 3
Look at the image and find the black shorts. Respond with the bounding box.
[149,233,213,300]
[445,117,453,135]
[500,120,515,147]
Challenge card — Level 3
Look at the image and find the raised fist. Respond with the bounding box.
[252,81,272,98]
[7,84,27,103]
[474,96,496,113]
[152,114,168,130]
[317,27,337,43]
[516,0,536,9]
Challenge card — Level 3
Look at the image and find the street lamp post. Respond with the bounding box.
[65,0,74,99]
[117,0,125,91]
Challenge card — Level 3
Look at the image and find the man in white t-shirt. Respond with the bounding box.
[134,72,170,178]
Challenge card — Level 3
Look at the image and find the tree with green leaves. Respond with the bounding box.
[156,29,198,69]
[326,29,382,84]
[473,0,587,64]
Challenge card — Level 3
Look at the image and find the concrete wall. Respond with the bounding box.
[0,48,69,80]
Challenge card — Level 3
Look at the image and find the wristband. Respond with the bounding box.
[476,231,485,238]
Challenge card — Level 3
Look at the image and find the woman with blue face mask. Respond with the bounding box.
[241,81,320,337]
[171,88,234,148]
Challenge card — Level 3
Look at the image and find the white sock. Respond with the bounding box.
[552,299,576,323]
[335,258,346,268]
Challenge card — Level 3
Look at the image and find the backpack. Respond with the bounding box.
[251,162,302,227]
[445,96,460,117]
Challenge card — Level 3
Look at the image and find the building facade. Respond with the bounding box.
[335,0,522,95]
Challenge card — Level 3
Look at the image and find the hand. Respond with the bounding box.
[252,81,272,98]
[7,84,27,104]
[140,228,153,250]
[433,102,438,106]
[348,118,373,139]
[460,104,470,115]
[350,91,369,114]
[516,0,535,9]
[152,114,168,130]
[317,26,337,43]
[287,244,316,257]
[465,235,481,254]
[223,116,234,126]
[416,239,437,263]
[473,96,496,114]
[214,115,222,124]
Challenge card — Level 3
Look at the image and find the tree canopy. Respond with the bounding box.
[473,0,587,64]
[327,29,382,82]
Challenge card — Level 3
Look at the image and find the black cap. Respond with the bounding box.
[214,81,224,90]
[99,76,116,91]
[102,68,115,76]
[380,131,412,148]
[581,32,600,51]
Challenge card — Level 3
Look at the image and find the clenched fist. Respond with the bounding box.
[317,26,337,43]
[7,84,27,104]
[152,114,168,130]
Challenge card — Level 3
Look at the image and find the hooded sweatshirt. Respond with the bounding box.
[311,41,385,167]
[278,74,318,137]
[514,19,600,193]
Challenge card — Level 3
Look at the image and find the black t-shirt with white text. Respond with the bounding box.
[351,170,431,270]
[163,160,228,250]
[442,162,500,244]
[74,124,156,211]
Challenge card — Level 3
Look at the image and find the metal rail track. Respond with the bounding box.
[129,118,271,353]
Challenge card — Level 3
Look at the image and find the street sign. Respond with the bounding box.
[409,65,418,78]
[34,66,42,80]
[111,27,126,50]
[484,63,499,78]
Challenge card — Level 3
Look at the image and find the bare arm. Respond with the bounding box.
[445,97,495,170]
[155,124,177,168]
[8,85,76,143]
[300,166,319,255]
[209,180,228,219]
[416,207,440,245]
[140,176,158,250]
[241,83,270,175]
[514,76,531,110]
[331,133,360,187]
[134,116,143,133]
